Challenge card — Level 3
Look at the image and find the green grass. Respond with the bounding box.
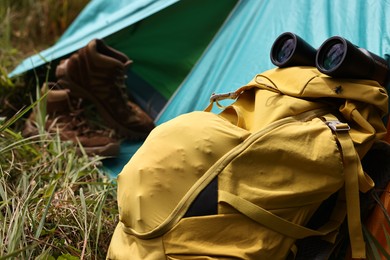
[0,82,118,259]
[0,83,119,259]
[0,0,118,259]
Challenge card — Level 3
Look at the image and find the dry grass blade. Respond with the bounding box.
[0,0,120,259]
[0,124,118,258]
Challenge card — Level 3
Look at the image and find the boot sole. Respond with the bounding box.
[81,142,120,157]
[23,119,121,157]
[56,60,151,140]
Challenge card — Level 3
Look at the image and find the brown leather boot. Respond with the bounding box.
[23,83,121,157]
[55,39,155,139]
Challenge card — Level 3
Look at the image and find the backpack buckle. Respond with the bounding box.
[325,120,351,132]
[209,91,239,103]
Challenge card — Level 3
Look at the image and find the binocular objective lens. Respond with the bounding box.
[322,43,344,70]
[276,38,295,63]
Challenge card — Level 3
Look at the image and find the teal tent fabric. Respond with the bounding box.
[10,0,390,177]
[10,0,179,76]
[157,0,390,123]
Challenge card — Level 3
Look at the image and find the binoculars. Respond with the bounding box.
[270,32,389,86]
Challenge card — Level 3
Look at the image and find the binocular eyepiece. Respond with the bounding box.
[270,32,389,86]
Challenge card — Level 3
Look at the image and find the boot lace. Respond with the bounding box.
[112,61,137,117]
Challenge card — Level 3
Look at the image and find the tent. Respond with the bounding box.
[11,0,390,176]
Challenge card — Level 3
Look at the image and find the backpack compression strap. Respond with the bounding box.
[219,190,344,239]
[323,116,374,259]
[219,117,373,259]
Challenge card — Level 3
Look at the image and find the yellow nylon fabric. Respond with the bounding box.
[117,111,249,235]
[106,225,166,260]
[216,114,344,258]
[107,67,388,259]
[215,66,387,258]
[246,66,388,157]
[163,214,295,259]
[108,111,250,258]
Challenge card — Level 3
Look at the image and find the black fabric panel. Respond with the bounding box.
[184,178,218,218]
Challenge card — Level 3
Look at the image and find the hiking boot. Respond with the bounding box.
[55,39,155,139]
[23,83,121,157]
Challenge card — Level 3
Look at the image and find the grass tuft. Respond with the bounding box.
[0,0,118,258]
[0,109,118,258]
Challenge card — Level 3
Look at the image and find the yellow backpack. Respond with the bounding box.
[107,66,388,259]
